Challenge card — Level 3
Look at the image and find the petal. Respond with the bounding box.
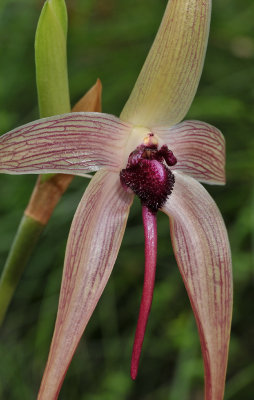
[0,112,131,175]
[162,172,232,400]
[154,120,225,184]
[38,169,133,399]
[120,0,211,127]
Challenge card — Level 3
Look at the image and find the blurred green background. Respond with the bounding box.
[0,0,254,399]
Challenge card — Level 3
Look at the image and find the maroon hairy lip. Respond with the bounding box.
[120,143,176,212]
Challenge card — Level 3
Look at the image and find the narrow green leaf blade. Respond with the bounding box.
[35,0,70,117]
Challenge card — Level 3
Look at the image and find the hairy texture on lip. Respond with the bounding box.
[120,144,176,212]
[121,159,174,212]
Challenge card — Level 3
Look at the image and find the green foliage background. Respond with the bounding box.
[0,0,254,399]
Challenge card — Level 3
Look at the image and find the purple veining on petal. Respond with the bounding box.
[131,205,157,380]
[153,120,225,184]
[0,112,131,175]
[120,144,176,212]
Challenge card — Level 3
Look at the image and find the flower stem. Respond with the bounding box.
[0,215,44,325]
[131,205,157,380]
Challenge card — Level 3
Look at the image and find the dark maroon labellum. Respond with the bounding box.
[120,143,177,212]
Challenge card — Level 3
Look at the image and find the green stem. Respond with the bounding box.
[0,0,70,325]
[0,216,44,326]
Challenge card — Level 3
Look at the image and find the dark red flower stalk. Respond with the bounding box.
[131,205,157,380]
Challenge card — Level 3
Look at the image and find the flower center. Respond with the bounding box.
[120,136,177,212]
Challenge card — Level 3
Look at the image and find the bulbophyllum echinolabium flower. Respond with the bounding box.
[0,0,232,399]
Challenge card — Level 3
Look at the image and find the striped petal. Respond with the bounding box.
[162,172,232,400]
[154,120,225,184]
[120,0,211,127]
[0,112,131,175]
[38,169,133,399]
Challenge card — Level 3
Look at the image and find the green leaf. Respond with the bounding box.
[35,0,70,117]
[48,0,68,38]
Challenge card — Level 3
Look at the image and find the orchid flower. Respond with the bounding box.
[0,0,232,399]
